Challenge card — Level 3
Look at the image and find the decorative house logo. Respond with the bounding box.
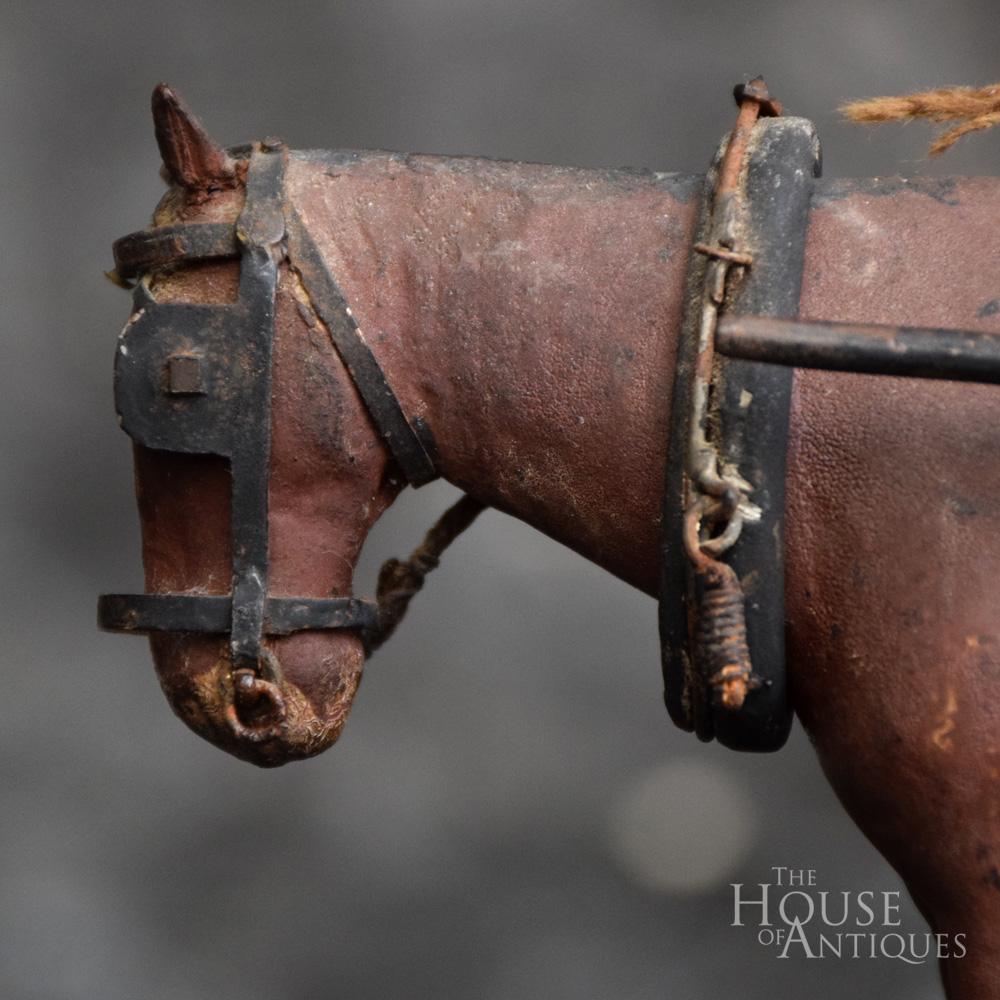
[732,868,966,963]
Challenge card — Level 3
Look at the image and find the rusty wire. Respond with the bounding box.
[679,78,778,714]
[684,78,775,560]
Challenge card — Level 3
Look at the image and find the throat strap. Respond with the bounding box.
[284,208,438,487]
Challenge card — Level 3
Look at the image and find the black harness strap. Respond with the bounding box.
[226,144,285,669]
[98,594,378,635]
[709,118,819,750]
[284,207,438,487]
[113,222,238,280]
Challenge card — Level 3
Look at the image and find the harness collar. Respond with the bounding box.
[661,82,818,752]
[662,78,1000,753]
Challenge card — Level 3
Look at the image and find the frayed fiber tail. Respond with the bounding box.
[841,83,1000,155]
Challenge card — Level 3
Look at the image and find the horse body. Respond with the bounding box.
[119,100,1000,995]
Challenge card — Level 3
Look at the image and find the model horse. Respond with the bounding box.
[100,85,1000,997]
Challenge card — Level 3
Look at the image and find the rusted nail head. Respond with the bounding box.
[733,76,782,117]
[166,354,205,395]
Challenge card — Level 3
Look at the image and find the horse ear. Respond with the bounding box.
[151,83,237,190]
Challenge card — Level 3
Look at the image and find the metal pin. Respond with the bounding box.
[166,354,204,395]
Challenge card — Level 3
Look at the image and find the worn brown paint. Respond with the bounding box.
[124,139,1000,993]
[789,177,1000,997]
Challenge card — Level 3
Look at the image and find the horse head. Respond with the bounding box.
[101,80,699,766]
[102,86,431,765]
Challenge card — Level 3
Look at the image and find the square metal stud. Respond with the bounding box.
[166,354,205,395]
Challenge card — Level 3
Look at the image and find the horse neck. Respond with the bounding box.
[286,150,701,595]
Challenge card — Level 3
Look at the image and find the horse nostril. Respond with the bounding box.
[226,668,287,741]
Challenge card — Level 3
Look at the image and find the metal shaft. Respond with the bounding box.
[717,315,1000,385]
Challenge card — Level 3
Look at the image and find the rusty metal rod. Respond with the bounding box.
[686,76,777,508]
[716,315,1000,384]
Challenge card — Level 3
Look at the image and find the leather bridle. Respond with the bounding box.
[98,141,439,685]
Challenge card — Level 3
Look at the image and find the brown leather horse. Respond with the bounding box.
[104,87,1000,997]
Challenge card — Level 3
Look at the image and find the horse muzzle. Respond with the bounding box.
[150,633,364,767]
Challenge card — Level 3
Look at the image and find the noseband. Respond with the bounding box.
[98,142,439,682]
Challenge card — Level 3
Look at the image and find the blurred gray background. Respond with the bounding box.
[3,2,998,997]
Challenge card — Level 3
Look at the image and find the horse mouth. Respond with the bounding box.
[149,634,364,767]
